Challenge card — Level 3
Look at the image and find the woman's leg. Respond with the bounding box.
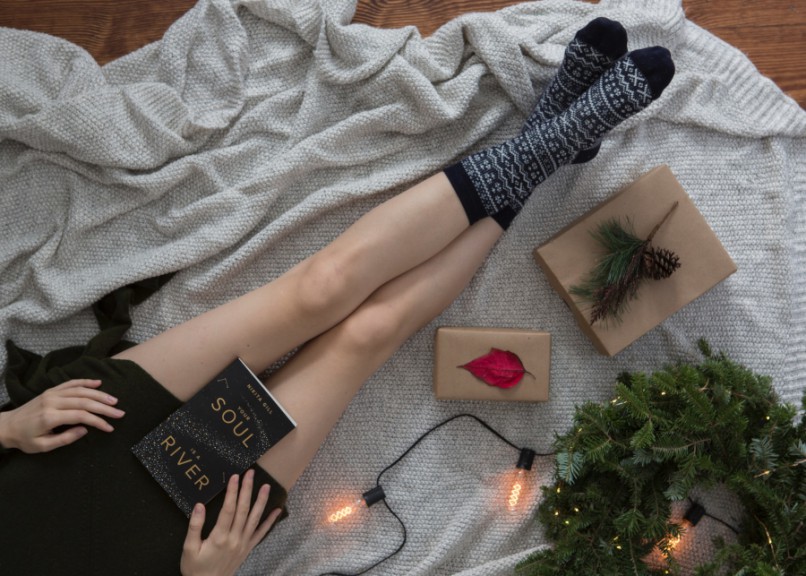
[254,218,503,489]
[115,172,472,401]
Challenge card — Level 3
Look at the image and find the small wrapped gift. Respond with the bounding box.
[434,327,550,402]
[534,165,737,356]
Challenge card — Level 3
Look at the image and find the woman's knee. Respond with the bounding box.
[293,251,356,316]
[335,299,406,358]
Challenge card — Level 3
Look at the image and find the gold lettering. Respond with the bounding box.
[232,421,250,438]
[241,433,253,448]
[221,409,237,424]
[161,435,176,449]
[211,397,226,412]
[195,475,210,490]
[184,464,201,479]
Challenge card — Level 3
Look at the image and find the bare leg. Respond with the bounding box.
[254,218,503,489]
[115,172,472,401]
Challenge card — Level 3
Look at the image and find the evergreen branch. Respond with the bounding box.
[525,343,805,576]
[570,202,681,325]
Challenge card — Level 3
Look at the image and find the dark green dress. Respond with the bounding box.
[0,277,288,576]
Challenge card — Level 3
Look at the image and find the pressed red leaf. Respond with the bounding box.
[458,348,530,389]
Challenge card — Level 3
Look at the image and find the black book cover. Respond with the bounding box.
[132,358,296,516]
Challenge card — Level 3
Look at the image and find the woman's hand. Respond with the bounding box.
[181,470,281,576]
[0,379,125,453]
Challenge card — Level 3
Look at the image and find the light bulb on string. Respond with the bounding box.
[507,448,536,512]
[658,502,705,554]
[327,485,386,524]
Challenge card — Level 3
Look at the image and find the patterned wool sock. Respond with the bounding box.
[444,46,675,228]
[523,16,628,166]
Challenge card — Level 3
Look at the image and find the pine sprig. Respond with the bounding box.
[516,340,806,576]
[571,202,681,325]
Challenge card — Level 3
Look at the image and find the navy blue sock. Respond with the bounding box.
[523,16,628,165]
[444,47,674,228]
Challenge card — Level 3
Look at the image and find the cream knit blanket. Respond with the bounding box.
[1,0,804,574]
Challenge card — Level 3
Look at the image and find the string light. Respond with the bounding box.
[319,414,553,576]
[508,474,524,510]
[328,499,365,524]
[683,502,705,526]
[665,533,682,550]
[328,486,386,524]
[507,448,536,511]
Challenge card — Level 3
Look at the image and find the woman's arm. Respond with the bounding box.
[0,379,124,453]
[181,470,281,576]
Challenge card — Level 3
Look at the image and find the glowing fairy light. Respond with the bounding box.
[508,477,523,511]
[328,500,362,524]
[506,449,536,511]
[328,486,387,524]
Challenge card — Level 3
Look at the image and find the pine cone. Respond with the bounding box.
[643,246,681,280]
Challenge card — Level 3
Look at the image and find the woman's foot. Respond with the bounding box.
[445,46,675,228]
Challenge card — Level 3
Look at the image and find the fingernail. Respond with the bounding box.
[106,395,117,404]
[114,408,126,417]
[194,503,203,514]
[107,424,115,432]
[247,469,255,479]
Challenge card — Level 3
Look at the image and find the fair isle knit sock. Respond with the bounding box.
[523,17,628,165]
[490,18,627,229]
[444,47,675,228]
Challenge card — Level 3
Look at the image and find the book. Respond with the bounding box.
[132,358,296,516]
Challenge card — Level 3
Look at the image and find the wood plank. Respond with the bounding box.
[682,0,806,106]
[0,0,803,107]
[683,0,804,28]
[352,0,528,35]
[0,0,197,62]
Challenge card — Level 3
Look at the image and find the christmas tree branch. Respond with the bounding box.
[517,341,805,576]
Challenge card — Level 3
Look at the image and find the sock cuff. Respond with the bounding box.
[443,162,488,225]
[491,206,517,230]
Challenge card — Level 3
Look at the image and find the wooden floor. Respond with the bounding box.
[0,0,803,108]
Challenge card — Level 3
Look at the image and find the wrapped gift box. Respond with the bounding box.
[533,165,737,356]
[434,327,550,402]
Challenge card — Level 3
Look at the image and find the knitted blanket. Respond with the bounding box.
[1,0,804,574]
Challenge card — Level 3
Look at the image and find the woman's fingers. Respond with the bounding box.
[213,474,240,535]
[183,503,206,553]
[54,379,104,391]
[53,409,117,433]
[249,507,282,550]
[50,381,120,407]
[244,483,270,536]
[35,426,89,451]
[52,396,125,420]
[231,469,255,535]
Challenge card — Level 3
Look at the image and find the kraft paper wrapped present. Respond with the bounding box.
[534,165,737,356]
[434,327,550,402]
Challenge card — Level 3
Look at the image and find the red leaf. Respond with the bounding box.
[458,348,530,389]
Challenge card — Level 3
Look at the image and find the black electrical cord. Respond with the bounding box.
[317,413,554,576]
[685,498,741,535]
